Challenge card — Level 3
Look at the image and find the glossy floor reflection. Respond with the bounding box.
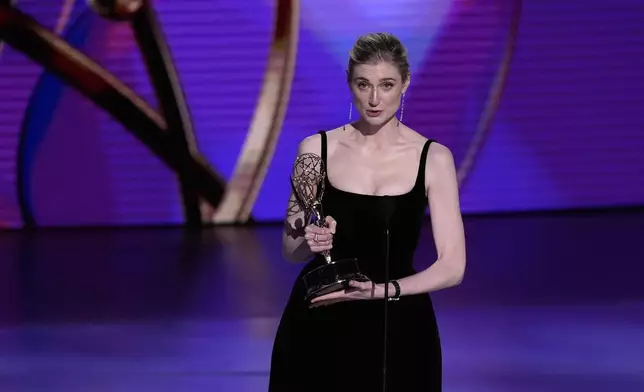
[1,208,643,391]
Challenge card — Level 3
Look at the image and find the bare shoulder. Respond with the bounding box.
[427,141,455,168]
[297,127,347,157]
[400,126,431,151]
[324,127,345,142]
[401,127,452,163]
[400,126,426,144]
[297,132,322,155]
[425,141,458,191]
[401,127,457,187]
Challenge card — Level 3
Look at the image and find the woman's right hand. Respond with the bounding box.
[304,216,337,253]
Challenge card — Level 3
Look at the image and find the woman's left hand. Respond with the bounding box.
[309,280,384,308]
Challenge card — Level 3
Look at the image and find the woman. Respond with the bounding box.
[269,32,466,391]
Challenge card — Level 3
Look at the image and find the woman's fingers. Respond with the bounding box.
[304,219,336,253]
[307,238,332,246]
[304,232,332,242]
[304,225,331,235]
[348,280,371,290]
[309,243,333,253]
[325,216,337,234]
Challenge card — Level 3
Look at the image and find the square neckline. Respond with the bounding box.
[326,179,415,198]
[319,130,433,199]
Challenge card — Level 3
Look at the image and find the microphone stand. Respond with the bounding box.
[381,197,395,392]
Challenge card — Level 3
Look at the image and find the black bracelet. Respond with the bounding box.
[387,280,401,301]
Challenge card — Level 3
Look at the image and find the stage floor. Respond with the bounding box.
[1,208,643,391]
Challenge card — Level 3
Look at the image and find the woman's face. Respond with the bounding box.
[349,61,409,126]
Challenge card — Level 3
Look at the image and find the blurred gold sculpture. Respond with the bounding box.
[0,0,300,227]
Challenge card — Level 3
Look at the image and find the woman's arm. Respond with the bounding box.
[282,134,321,262]
[308,141,465,306]
[391,142,466,295]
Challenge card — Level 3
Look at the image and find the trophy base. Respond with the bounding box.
[302,258,370,301]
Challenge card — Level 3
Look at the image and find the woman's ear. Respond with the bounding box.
[402,73,411,94]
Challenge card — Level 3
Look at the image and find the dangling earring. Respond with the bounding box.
[344,101,352,131]
[397,93,405,126]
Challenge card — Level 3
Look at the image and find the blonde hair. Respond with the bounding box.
[347,33,410,82]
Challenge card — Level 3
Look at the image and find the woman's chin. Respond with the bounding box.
[360,113,396,127]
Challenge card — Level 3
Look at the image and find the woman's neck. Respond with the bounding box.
[349,117,402,148]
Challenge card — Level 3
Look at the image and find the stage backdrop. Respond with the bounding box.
[0,0,642,228]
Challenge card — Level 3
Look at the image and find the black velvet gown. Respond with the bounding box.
[269,131,442,391]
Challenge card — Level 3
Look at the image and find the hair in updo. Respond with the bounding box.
[347,32,410,82]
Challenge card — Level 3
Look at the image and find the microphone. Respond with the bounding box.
[380,196,396,392]
[380,196,397,225]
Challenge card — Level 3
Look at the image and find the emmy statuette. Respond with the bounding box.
[290,153,370,300]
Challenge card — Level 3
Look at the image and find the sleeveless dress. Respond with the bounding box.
[269,131,442,391]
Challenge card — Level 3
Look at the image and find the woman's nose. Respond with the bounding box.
[369,89,379,106]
